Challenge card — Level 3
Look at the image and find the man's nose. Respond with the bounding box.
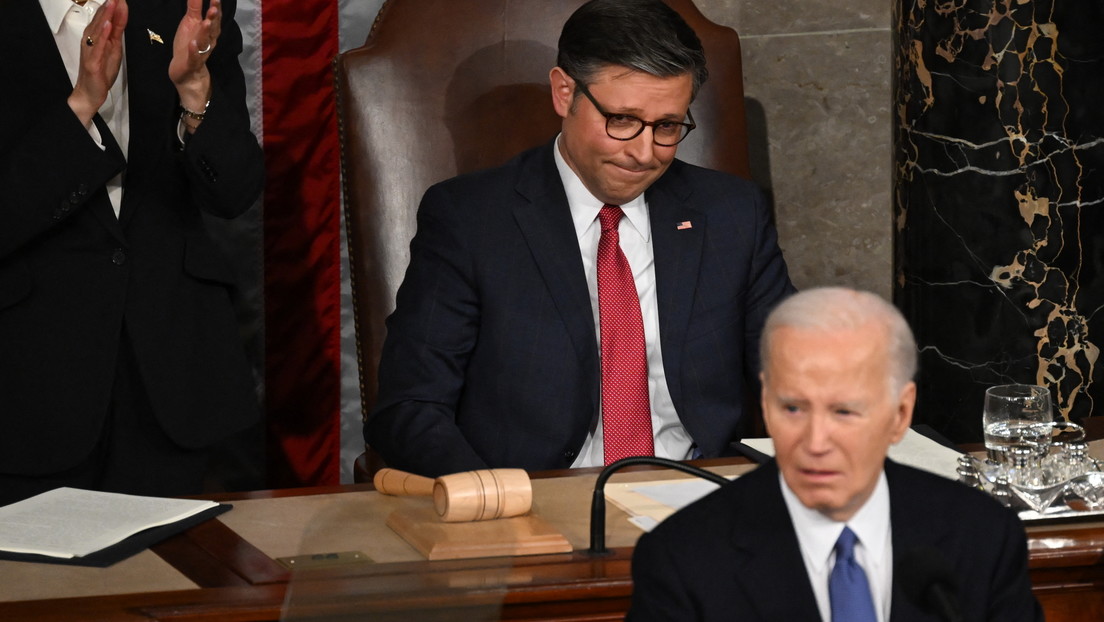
[623,127,658,162]
[802,413,834,454]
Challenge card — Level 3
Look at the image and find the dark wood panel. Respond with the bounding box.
[0,585,286,622]
[1034,587,1104,622]
[4,537,1103,622]
[139,549,634,621]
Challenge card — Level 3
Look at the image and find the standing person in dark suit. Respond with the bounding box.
[0,0,264,505]
[628,287,1043,622]
[366,0,794,477]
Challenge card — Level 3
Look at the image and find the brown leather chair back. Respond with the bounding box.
[336,0,750,480]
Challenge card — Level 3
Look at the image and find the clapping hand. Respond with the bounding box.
[68,0,128,128]
[169,0,221,113]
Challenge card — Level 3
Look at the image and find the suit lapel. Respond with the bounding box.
[728,462,823,620]
[87,115,128,242]
[11,0,73,95]
[14,0,127,244]
[646,166,705,410]
[886,460,955,622]
[118,0,177,228]
[512,144,600,370]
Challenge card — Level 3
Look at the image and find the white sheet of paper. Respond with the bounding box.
[0,487,218,559]
[628,478,722,510]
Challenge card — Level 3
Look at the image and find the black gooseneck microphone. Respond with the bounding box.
[587,456,730,555]
[896,546,964,622]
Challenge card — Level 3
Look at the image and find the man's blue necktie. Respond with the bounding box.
[829,527,878,622]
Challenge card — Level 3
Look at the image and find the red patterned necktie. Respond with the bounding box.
[597,205,654,465]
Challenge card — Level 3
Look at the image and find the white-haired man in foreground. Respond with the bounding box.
[628,287,1042,622]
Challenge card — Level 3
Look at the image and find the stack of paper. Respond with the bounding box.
[0,487,228,566]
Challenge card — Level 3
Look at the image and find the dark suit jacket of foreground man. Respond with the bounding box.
[0,0,263,477]
[629,459,1043,622]
[367,139,793,476]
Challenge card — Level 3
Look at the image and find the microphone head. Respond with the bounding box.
[896,546,961,618]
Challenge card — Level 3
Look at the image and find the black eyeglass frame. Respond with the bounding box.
[574,81,697,147]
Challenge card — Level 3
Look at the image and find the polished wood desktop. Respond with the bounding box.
[2,457,1103,621]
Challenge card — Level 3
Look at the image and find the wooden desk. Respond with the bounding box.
[2,460,1103,621]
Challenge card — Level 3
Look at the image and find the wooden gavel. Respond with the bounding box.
[373,467,532,522]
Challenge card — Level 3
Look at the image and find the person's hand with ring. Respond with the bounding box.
[170,0,223,127]
[68,0,128,128]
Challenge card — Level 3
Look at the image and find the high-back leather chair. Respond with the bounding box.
[336,0,751,481]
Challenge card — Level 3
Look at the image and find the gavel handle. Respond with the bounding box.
[373,468,437,496]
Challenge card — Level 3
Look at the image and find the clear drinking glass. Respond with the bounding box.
[1006,446,1067,513]
[982,384,1053,463]
[1068,472,1104,510]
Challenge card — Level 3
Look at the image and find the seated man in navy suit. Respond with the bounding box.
[366,0,794,476]
[628,287,1042,621]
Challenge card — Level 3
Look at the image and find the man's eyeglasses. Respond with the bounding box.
[575,81,696,147]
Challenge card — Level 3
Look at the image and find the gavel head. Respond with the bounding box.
[432,468,532,522]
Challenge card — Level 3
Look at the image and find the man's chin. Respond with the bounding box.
[787,478,844,511]
[599,191,645,206]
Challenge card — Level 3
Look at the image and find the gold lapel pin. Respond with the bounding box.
[148,29,164,44]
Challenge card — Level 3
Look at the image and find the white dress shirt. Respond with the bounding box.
[553,135,693,468]
[40,0,129,217]
[780,471,894,622]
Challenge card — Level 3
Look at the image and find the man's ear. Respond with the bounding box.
[760,371,773,437]
[889,381,916,444]
[549,67,575,118]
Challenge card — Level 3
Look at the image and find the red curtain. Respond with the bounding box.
[260,0,342,486]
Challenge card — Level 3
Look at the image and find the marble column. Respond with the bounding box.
[894,0,1104,441]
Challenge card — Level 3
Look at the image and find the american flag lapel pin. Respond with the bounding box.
[676,221,692,230]
[148,29,164,45]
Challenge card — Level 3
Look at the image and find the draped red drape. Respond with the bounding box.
[260,0,342,486]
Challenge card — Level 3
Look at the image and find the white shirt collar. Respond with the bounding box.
[779,468,892,573]
[553,133,651,243]
[39,0,103,34]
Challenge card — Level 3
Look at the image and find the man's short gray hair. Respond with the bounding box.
[760,287,918,395]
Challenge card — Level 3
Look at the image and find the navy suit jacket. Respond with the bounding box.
[367,140,794,476]
[0,0,263,475]
[629,459,1043,622]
